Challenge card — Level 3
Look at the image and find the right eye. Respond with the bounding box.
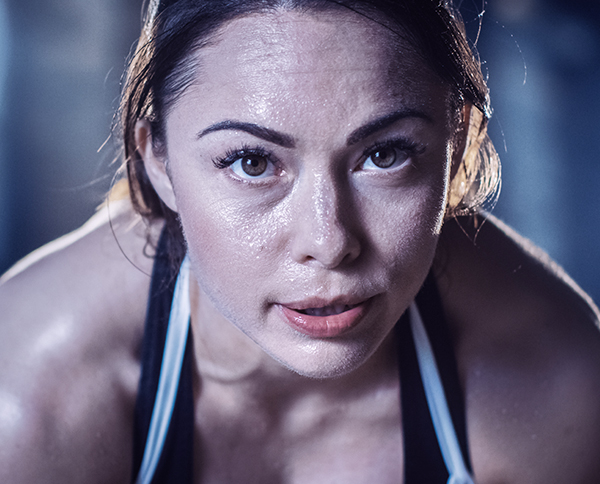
[231,153,271,178]
[213,147,280,180]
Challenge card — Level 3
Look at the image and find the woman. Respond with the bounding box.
[2,0,600,482]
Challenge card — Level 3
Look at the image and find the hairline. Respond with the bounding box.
[152,4,462,151]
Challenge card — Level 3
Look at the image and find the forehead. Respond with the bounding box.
[172,9,450,138]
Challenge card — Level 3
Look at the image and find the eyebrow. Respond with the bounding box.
[197,108,432,149]
[346,109,433,146]
[198,120,296,148]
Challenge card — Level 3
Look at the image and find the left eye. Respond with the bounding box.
[362,146,409,170]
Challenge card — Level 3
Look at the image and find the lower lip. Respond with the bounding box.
[278,301,369,338]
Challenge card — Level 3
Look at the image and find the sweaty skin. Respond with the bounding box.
[1,8,600,484]
[140,11,454,380]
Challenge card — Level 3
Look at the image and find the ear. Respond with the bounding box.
[449,103,471,180]
[135,120,178,212]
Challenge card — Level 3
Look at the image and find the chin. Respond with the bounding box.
[284,362,365,380]
[266,338,377,380]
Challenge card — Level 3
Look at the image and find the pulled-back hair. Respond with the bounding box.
[116,0,500,263]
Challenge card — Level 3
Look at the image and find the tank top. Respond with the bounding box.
[131,231,474,484]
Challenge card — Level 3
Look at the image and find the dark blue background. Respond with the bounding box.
[1,0,599,303]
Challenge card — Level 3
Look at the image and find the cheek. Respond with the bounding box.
[372,197,441,293]
[175,187,290,311]
[358,164,450,267]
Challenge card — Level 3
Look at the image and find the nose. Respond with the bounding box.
[289,171,361,269]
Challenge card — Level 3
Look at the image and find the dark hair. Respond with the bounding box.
[116,0,500,263]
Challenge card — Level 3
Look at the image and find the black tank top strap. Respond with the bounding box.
[397,271,472,482]
[131,230,194,484]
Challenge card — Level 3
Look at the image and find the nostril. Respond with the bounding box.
[292,231,361,269]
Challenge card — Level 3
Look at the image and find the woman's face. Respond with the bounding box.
[143,9,458,378]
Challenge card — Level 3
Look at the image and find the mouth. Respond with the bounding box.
[277,298,371,338]
[296,303,360,317]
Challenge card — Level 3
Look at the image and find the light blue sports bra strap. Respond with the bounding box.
[409,304,475,484]
[134,256,191,484]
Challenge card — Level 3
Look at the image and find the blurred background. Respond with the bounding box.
[0,0,599,302]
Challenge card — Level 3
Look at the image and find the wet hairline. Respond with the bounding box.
[155,6,459,146]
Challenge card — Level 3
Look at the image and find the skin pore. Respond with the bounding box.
[137,9,460,381]
[135,10,466,481]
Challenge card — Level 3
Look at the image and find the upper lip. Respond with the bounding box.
[278,294,374,311]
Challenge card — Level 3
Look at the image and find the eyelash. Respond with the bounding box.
[212,144,272,170]
[360,138,423,165]
[210,138,424,174]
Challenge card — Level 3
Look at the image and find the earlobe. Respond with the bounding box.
[135,120,178,212]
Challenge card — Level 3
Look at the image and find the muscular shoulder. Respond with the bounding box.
[0,201,158,483]
[438,215,600,483]
[0,200,158,329]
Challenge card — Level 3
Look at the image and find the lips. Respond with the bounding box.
[278,298,370,338]
[298,303,358,317]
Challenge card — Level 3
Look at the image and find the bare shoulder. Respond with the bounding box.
[438,214,600,483]
[0,201,159,483]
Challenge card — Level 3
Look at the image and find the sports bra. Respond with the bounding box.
[132,232,474,484]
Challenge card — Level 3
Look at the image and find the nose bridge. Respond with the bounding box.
[290,167,360,268]
[311,171,335,239]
